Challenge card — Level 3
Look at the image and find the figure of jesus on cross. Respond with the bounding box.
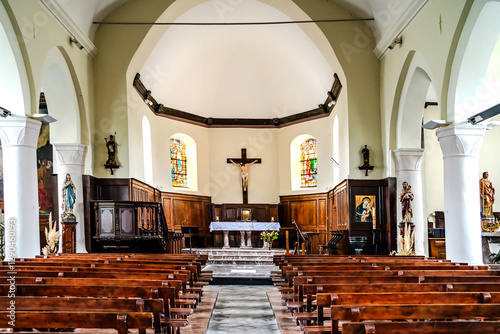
[227,148,261,204]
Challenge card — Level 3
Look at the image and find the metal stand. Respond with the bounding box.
[181,226,198,254]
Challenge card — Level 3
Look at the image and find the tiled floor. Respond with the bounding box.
[205,285,281,334]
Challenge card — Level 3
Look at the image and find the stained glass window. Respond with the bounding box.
[300,138,317,188]
[170,138,187,187]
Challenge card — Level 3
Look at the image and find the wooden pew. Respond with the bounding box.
[0,296,169,334]
[319,304,500,334]
[0,284,186,333]
[342,321,500,334]
[0,311,154,334]
[298,291,500,327]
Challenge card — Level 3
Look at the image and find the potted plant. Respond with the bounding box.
[260,231,279,250]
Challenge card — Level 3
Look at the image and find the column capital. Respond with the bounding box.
[53,143,86,166]
[0,118,41,148]
[393,148,424,171]
[436,125,486,159]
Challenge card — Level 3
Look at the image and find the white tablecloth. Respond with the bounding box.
[209,221,280,232]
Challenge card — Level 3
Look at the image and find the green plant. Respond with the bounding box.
[260,231,279,243]
[489,252,500,263]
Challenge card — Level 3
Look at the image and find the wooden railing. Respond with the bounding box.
[92,201,184,253]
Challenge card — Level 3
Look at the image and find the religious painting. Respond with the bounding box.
[241,209,252,222]
[355,195,376,228]
[300,138,317,188]
[37,92,54,215]
[170,138,187,187]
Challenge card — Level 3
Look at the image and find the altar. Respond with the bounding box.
[210,221,280,248]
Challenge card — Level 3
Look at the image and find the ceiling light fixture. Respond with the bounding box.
[70,37,84,50]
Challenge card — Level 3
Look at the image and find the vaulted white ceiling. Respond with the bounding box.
[44,0,428,119]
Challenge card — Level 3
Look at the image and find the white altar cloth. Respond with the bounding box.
[210,222,280,232]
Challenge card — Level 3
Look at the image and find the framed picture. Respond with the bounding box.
[241,208,252,222]
[355,195,376,227]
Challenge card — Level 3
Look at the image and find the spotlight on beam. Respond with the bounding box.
[0,106,12,118]
[467,103,500,125]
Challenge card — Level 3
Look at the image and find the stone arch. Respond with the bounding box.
[0,2,31,115]
[39,47,82,146]
[389,51,438,150]
[444,0,500,122]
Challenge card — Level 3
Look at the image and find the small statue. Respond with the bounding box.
[104,133,119,174]
[105,134,117,166]
[399,181,414,223]
[480,171,495,217]
[358,145,374,176]
[61,173,76,220]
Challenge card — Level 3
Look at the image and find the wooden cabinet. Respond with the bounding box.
[429,238,446,259]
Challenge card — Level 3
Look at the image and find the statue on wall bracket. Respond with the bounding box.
[104,133,119,175]
[358,145,374,176]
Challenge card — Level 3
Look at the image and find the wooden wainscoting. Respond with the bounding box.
[280,193,328,251]
[161,192,211,248]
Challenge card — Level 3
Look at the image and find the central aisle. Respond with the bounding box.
[205,284,280,334]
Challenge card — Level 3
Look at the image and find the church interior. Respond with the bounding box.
[1,0,500,332]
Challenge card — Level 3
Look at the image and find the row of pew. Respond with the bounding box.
[1,252,213,334]
[272,254,500,333]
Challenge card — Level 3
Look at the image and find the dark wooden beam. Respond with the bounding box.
[133,73,342,128]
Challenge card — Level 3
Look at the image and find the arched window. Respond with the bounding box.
[142,116,153,184]
[170,138,187,188]
[333,116,340,185]
[300,138,317,188]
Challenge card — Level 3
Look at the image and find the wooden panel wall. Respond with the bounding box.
[330,178,397,255]
[161,192,211,248]
[213,203,279,222]
[83,176,212,251]
[210,203,280,247]
[280,193,328,246]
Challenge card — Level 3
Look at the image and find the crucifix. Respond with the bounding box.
[227,148,261,204]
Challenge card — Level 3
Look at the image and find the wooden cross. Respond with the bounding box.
[227,148,261,204]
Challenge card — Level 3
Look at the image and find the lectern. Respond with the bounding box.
[181,226,199,254]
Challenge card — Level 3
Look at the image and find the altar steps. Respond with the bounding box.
[183,248,286,265]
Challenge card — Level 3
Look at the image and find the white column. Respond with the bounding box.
[393,148,425,255]
[53,143,86,253]
[0,118,41,259]
[436,125,485,265]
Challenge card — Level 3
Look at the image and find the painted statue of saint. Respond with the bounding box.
[480,171,495,217]
[399,181,414,223]
[61,173,76,220]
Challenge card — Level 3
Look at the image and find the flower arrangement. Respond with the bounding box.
[42,213,60,256]
[395,223,415,256]
[261,231,279,249]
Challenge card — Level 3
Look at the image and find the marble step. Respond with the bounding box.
[183,248,286,265]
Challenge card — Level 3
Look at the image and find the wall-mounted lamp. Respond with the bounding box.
[422,120,449,130]
[32,113,57,123]
[70,37,84,50]
[0,106,12,118]
[388,37,402,50]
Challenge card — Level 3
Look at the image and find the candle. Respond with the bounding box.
[271,217,274,222]
[216,216,219,221]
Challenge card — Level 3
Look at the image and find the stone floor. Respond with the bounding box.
[205,285,281,334]
[180,263,301,334]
